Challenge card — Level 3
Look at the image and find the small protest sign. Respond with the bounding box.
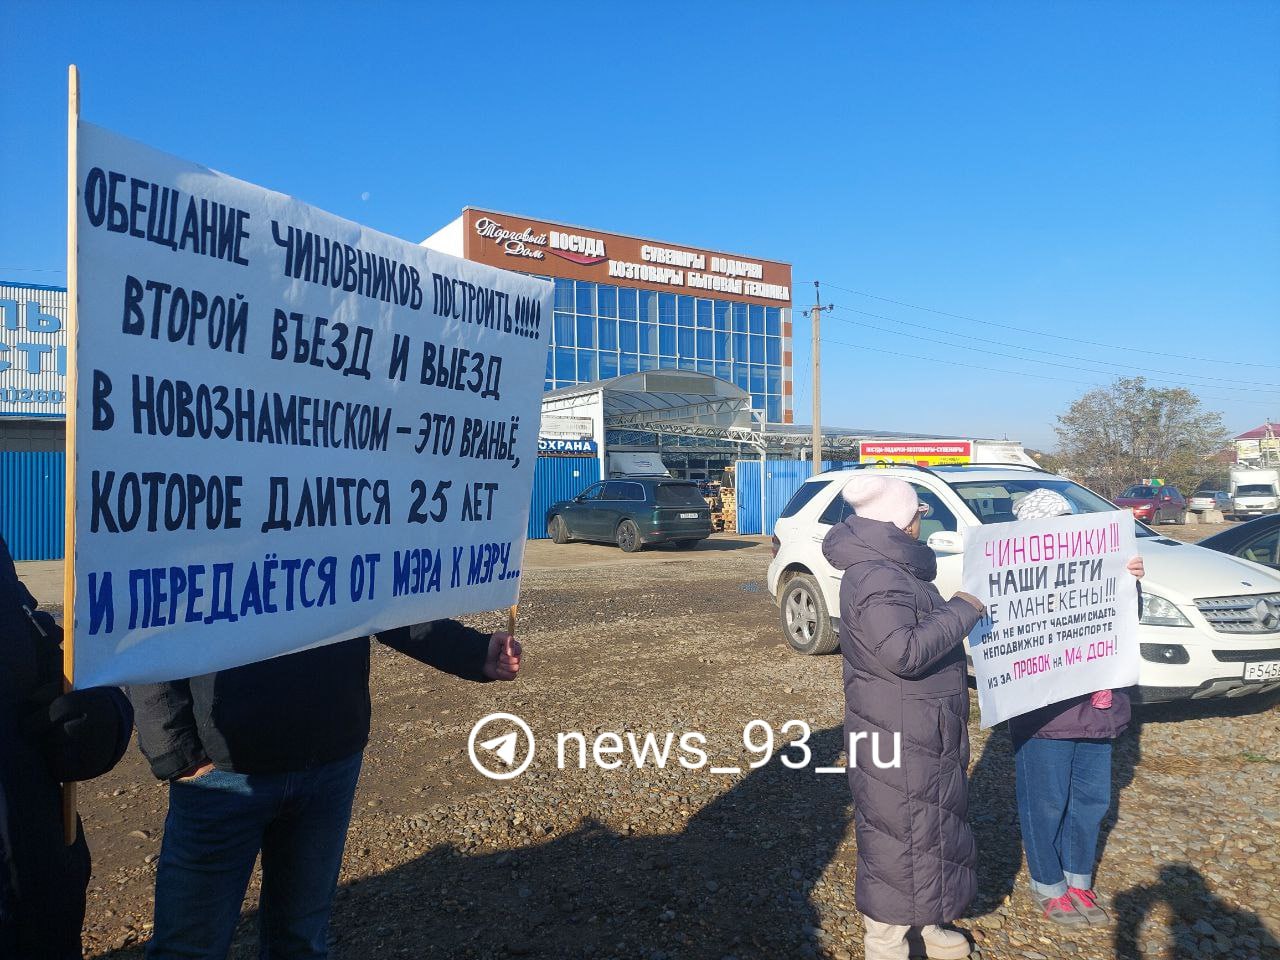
[70,121,550,687]
[962,511,1140,728]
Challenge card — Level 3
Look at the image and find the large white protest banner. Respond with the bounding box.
[962,511,1140,728]
[70,121,550,687]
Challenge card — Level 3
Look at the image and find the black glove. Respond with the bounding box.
[21,686,134,782]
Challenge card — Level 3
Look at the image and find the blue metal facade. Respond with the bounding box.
[0,451,65,561]
[526,456,600,540]
[735,459,837,536]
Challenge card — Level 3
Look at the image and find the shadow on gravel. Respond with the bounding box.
[967,688,1280,917]
[96,727,853,960]
[1113,864,1280,959]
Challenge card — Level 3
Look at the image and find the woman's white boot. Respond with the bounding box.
[909,924,972,959]
[862,916,910,960]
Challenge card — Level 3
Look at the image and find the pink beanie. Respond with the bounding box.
[840,474,920,529]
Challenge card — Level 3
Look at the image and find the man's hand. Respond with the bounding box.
[483,631,522,681]
[174,759,215,782]
[1126,555,1145,579]
[953,591,987,613]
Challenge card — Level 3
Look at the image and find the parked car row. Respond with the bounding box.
[767,463,1280,703]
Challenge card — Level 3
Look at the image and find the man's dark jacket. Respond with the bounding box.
[128,621,491,780]
[0,537,133,960]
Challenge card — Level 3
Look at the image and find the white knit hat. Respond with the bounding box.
[1013,488,1073,520]
[840,474,920,530]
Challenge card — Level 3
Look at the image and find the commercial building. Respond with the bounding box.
[1,281,68,559]
[424,208,796,481]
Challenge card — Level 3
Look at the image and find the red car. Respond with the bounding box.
[1114,484,1187,524]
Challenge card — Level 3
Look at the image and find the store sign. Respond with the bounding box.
[463,208,792,308]
[540,415,593,439]
[859,440,973,466]
[539,438,597,455]
[0,287,69,417]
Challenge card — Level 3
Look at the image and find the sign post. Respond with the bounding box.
[62,63,80,845]
[961,511,1140,728]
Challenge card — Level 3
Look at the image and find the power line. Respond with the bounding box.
[811,281,1280,371]
[0,266,66,275]
[818,335,1280,407]
[829,308,1280,397]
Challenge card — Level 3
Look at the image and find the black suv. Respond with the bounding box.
[546,477,713,552]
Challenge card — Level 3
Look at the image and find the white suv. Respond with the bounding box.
[767,464,1280,702]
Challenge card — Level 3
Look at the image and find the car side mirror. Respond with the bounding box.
[927,531,963,554]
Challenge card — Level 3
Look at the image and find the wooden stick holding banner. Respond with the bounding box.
[62,62,80,845]
[507,604,517,639]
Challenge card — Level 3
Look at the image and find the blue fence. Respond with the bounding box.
[0,451,65,561]
[527,456,600,539]
[735,459,837,536]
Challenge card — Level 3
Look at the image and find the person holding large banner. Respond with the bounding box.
[130,620,519,960]
[1002,489,1144,928]
[822,475,987,960]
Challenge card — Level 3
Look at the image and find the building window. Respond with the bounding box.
[599,351,619,379]
[639,289,657,322]
[577,350,596,382]
[576,281,595,316]
[555,347,576,382]
[658,292,677,324]
[749,335,765,364]
[767,396,781,422]
[766,335,781,365]
[767,365,782,394]
[714,330,730,361]
[598,316,618,351]
[639,354,659,371]
[713,300,730,330]
[714,360,731,381]
[576,314,595,348]
[749,304,764,334]
[695,298,712,328]
[766,307,781,337]
[678,295,695,327]
[696,329,713,359]
[554,312,575,348]
[554,278,574,311]
[749,365,765,393]
[597,284,617,318]
[620,352,639,375]
[732,303,748,333]
[659,325,677,358]
[639,321,657,354]
[618,287,637,320]
[619,320,638,353]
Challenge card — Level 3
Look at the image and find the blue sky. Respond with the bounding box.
[3,1,1278,449]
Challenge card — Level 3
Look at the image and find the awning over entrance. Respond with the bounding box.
[542,371,767,447]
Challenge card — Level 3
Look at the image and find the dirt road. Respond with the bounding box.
[71,533,1280,960]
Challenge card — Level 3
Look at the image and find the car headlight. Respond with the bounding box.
[1140,592,1193,628]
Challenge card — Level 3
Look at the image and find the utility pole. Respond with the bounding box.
[803,281,834,475]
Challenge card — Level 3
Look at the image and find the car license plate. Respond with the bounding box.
[1244,660,1280,681]
[680,512,700,519]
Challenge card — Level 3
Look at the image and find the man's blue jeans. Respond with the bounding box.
[146,751,363,960]
[1013,736,1112,899]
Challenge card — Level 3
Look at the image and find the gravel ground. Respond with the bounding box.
[73,532,1280,960]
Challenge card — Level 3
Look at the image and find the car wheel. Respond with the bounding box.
[616,519,643,553]
[549,516,569,544]
[673,539,701,550]
[779,573,838,655]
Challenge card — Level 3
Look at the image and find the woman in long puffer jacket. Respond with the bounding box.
[822,474,986,960]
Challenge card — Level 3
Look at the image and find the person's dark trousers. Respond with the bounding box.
[146,751,363,960]
[1013,736,1112,899]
